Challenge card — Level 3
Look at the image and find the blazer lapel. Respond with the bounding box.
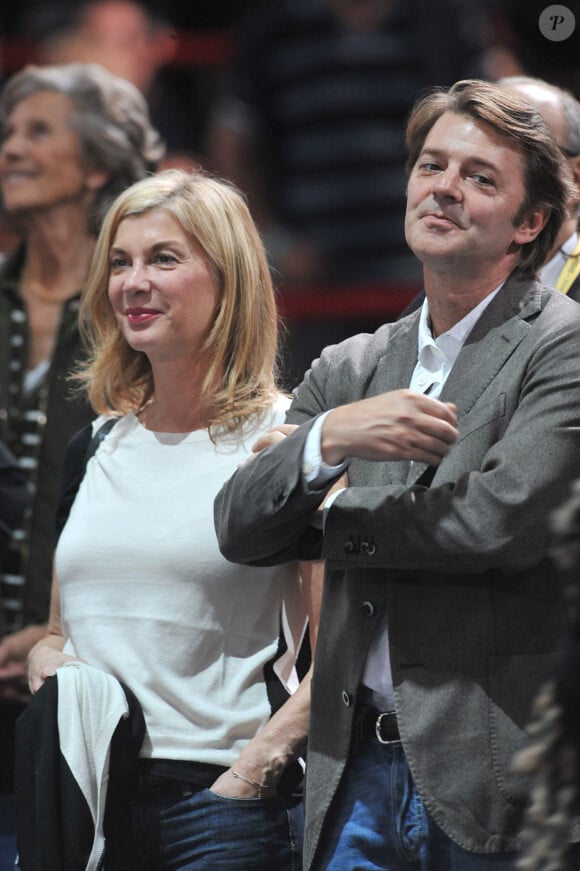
[405,277,541,486]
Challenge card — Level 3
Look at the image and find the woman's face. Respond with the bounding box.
[0,90,106,216]
[107,209,220,366]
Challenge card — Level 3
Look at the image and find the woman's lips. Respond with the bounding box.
[125,307,162,325]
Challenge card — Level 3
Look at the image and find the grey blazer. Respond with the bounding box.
[215,277,580,869]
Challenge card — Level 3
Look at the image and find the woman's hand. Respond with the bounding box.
[0,624,49,701]
[238,424,299,468]
[251,424,298,455]
[28,638,82,695]
[210,757,280,800]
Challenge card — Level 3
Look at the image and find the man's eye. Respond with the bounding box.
[420,162,441,172]
[473,173,493,186]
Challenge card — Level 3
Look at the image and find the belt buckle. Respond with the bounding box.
[375,711,399,745]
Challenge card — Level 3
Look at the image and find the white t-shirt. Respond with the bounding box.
[57,397,306,765]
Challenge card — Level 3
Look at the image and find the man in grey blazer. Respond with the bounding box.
[215,80,580,870]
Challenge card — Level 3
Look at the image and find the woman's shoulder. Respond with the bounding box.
[252,392,291,431]
[220,393,290,449]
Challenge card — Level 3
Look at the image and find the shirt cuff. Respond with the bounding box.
[303,411,350,490]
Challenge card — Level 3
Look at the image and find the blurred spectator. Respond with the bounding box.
[209,0,490,385]
[515,481,580,871]
[502,78,580,297]
[11,0,201,167]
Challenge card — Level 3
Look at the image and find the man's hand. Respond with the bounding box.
[321,389,458,466]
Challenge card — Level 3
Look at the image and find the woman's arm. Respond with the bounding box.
[210,558,325,798]
[27,566,83,694]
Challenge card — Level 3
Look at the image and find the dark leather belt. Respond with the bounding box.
[359,704,401,745]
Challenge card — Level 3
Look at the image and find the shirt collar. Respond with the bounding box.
[418,282,504,371]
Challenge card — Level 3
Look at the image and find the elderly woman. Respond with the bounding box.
[0,62,163,677]
[26,169,320,870]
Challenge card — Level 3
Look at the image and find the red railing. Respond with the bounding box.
[276,282,421,321]
[0,30,236,73]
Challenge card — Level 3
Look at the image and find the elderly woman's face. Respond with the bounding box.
[107,209,220,366]
[0,90,105,216]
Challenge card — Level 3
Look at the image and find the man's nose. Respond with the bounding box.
[432,168,462,199]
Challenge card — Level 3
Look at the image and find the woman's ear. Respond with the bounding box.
[85,168,111,192]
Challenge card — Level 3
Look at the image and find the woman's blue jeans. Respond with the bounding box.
[104,770,304,871]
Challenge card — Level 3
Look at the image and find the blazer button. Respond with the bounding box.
[360,600,375,618]
[341,690,352,707]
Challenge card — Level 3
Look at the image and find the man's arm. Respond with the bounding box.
[322,320,580,574]
[215,389,457,566]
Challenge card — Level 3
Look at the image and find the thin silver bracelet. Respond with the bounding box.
[231,769,267,798]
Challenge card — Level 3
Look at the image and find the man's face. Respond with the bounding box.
[405,112,544,280]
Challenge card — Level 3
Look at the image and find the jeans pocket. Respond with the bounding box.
[160,788,304,870]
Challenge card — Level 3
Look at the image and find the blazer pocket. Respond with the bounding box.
[488,653,554,807]
[458,393,506,443]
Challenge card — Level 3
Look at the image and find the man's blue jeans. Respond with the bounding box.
[105,775,304,870]
[313,719,579,871]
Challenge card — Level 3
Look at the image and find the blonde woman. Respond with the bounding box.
[27,170,320,870]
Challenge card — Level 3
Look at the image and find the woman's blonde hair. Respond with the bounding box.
[77,169,280,435]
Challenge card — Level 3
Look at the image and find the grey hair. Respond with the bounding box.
[0,62,165,233]
[560,92,580,158]
[498,75,580,157]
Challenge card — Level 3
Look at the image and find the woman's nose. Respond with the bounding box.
[0,130,23,158]
[123,262,151,293]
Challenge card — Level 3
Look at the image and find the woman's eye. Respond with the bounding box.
[109,257,129,270]
[30,121,51,138]
[154,252,177,265]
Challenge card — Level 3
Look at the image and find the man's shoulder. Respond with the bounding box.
[483,276,578,340]
[289,317,418,421]
[529,280,580,336]
[316,317,415,375]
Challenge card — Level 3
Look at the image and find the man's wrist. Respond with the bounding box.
[320,408,348,466]
[303,412,350,489]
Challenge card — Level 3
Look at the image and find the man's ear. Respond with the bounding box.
[513,207,550,245]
